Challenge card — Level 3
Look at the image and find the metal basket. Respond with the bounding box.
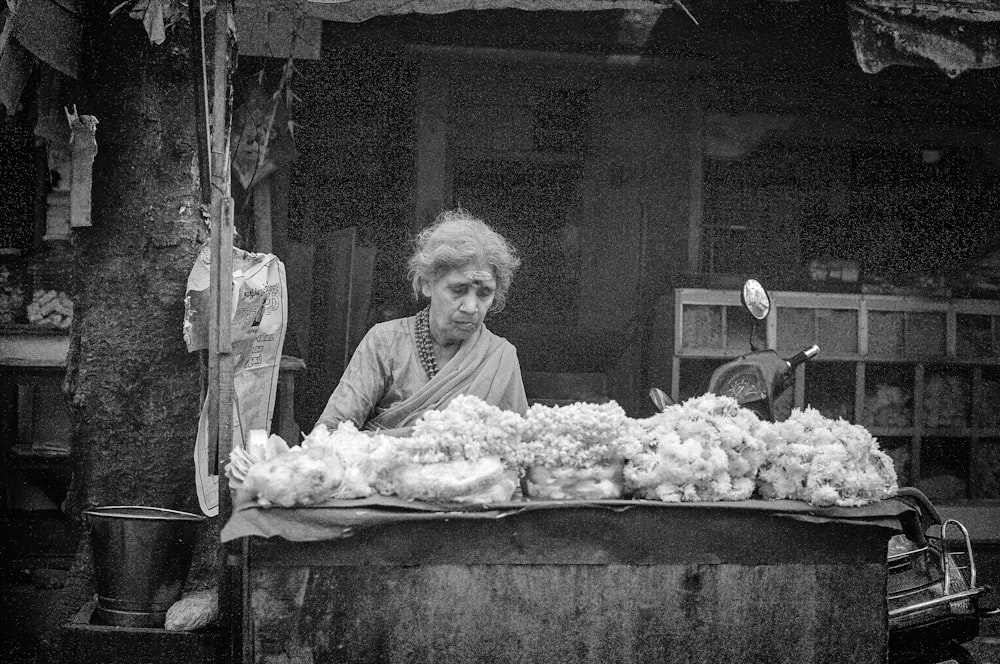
[887,519,984,630]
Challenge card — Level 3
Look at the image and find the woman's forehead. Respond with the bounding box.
[441,263,495,284]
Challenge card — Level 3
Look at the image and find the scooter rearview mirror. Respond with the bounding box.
[741,279,771,320]
[649,387,673,412]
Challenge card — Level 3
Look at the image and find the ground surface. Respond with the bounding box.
[2,510,998,664]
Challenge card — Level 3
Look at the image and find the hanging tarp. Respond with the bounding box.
[283,0,661,23]
[847,0,1000,77]
[2,0,82,78]
[0,0,82,142]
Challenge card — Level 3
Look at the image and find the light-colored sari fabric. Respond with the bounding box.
[317,316,528,431]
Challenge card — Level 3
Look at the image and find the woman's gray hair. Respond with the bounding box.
[407,208,520,313]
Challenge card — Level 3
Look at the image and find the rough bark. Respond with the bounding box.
[43,11,215,659]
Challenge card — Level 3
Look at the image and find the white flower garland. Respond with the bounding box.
[756,407,899,507]
[241,394,900,508]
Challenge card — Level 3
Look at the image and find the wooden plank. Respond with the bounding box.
[414,61,452,231]
[575,78,687,330]
[283,241,315,362]
[60,623,217,664]
[269,169,289,262]
[207,197,235,475]
[307,228,356,401]
[0,333,70,367]
[247,562,886,664]
[235,4,322,60]
[251,183,272,253]
[248,508,890,568]
[522,371,608,402]
[207,0,235,477]
[207,5,238,664]
[16,383,33,445]
[242,506,897,663]
[349,246,377,351]
[274,356,306,445]
[688,103,704,273]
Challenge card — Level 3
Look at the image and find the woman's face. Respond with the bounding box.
[422,262,497,346]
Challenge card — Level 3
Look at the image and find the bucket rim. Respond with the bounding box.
[82,505,207,521]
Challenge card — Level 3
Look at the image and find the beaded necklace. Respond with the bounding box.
[414,306,439,379]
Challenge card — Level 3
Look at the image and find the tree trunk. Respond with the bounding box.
[44,11,215,657]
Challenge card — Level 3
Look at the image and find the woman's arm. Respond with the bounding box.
[368,426,413,438]
[316,327,387,429]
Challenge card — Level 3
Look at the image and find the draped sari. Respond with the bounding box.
[317,315,528,431]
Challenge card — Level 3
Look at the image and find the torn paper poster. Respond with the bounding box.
[66,105,97,227]
[848,1,1000,78]
[184,245,288,516]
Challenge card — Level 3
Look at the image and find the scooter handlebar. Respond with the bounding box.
[786,344,820,369]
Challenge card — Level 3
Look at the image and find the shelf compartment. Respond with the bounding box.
[725,305,762,352]
[917,436,970,501]
[978,368,1000,430]
[880,436,913,488]
[905,312,946,357]
[862,363,913,429]
[817,309,858,354]
[681,304,723,350]
[805,362,855,421]
[956,313,995,358]
[868,311,905,356]
[677,358,725,402]
[772,303,859,354]
[772,388,793,422]
[673,289,1000,521]
[922,365,971,430]
[971,438,1000,500]
[776,307,814,352]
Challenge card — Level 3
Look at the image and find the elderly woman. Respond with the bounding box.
[316,209,528,434]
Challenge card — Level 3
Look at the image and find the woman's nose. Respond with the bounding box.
[459,293,478,313]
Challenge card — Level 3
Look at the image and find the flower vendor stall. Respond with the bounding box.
[225,496,910,664]
[221,394,912,664]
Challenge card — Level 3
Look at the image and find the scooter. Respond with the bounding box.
[650,279,996,664]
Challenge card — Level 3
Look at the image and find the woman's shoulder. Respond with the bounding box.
[480,324,518,353]
[365,316,415,340]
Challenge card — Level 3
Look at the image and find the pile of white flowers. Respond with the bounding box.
[399,394,525,467]
[235,394,899,508]
[238,422,401,506]
[517,401,641,499]
[387,395,524,502]
[756,407,898,507]
[241,444,345,508]
[301,422,400,498]
[391,457,518,503]
[517,401,641,469]
[624,394,767,502]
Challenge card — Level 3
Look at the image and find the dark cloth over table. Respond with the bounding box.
[222,489,915,547]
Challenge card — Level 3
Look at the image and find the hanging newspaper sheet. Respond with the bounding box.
[184,245,288,516]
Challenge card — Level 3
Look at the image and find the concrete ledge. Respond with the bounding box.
[61,622,218,664]
[938,503,1000,543]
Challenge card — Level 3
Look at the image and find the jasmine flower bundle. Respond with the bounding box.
[517,401,640,469]
[517,401,641,499]
[401,394,525,467]
[301,422,400,498]
[390,395,523,502]
[238,395,899,509]
[623,394,767,502]
[756,407,898,507]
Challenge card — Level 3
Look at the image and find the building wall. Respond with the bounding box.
[280,42,420,428]
[279,25,1000,436]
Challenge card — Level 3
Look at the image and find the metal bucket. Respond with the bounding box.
[83,506,205,628]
